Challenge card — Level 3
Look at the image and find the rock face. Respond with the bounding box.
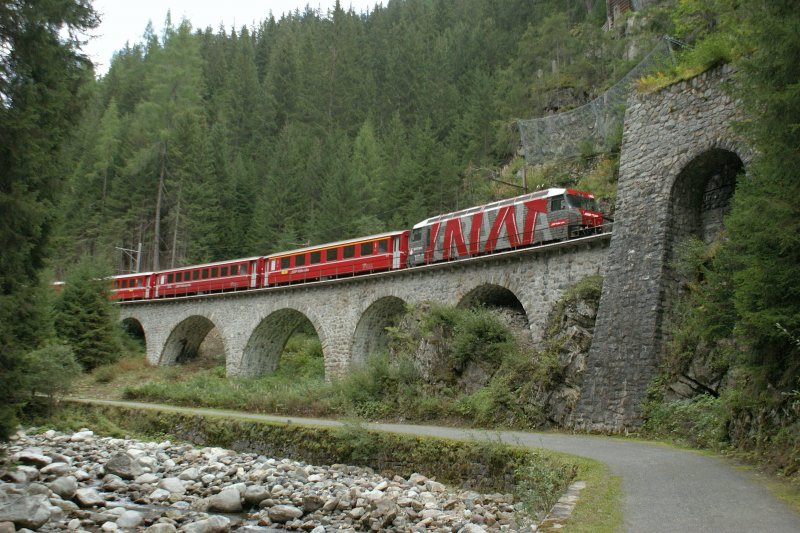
[0,428,533,532]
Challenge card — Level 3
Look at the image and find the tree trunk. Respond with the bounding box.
[153,143,167,271]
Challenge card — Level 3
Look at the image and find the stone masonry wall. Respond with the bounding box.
[573,65,751,430]
[119,236,609,381]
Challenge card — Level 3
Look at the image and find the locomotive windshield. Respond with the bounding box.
[567,194,598,211]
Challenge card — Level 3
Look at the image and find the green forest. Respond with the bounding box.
[1,0,799,478]
[51,0,666,274]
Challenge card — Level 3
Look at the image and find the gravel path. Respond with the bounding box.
[70,398,800,532]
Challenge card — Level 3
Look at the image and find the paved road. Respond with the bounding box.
[71,398,800,532]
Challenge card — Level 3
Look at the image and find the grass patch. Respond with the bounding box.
[556,455,623,533]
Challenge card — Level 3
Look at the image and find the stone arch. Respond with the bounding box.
[351,296,408,367]
[160,315,218,366]
[120,317,146,350]
[667,146,745,245]
[241,308,322,377]
[661,146,746,357]
[458,283,528,318]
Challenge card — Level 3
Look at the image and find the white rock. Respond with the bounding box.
[74,488,105,508]
[268,504,304,523]
[207,487,241,512]
[178,467,199,481]
[40,462,72,476]
[70,430,94,442]
[116,510,145,529]
[144,524,177,533]
[181,515,230,533]
[101,521,118,531]
[48,476,78,499]
[158,477,186,495]
[149,488,171,502]
[135,473,159,484]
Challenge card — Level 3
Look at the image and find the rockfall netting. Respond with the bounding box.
[517,38,672,166]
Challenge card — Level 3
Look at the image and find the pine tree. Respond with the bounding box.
[0,0,98,439]
[54,259,122,370]
[721,1,800,382]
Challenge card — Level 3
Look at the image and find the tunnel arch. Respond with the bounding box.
[160,315,219,366]
[241,308,322,377]
[351,296,408,367]
[668,147,744,245]
[662,146,746,357]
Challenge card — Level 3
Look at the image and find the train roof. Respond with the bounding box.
[155,256,263,274]
[111,272,155,279]
[266,230,409,258]
[413,188,590,228]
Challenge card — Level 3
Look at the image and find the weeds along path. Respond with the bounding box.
[67,398,800,533]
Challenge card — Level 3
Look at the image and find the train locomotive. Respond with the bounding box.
[104,187,605,301]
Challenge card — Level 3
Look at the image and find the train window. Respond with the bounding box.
[221,266,228,277]
[378,240,388,253]
[240,264,248,275]
[411,229,421,242]
[211,267,218,278]
[202,269,208,279]
[326,248,338,261]
[310,251,321,264]
[167,273,174,283]
[120,280,127,288]
[567,194,597,211]
[343,245,355,259]
[360,242,374,255]
[270,260,276,270]
[550,196,565,211]
[281,257,291,269]
[136,278,143,287]
[191,270,198,280]
[296,254,306,266]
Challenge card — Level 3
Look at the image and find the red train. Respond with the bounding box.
[101,187,605,301]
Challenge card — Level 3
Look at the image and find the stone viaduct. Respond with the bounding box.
[119,236,609,380]
[119,65,749,430]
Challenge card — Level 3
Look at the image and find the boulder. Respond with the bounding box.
[116,510,145,529]
[207,487,242,513]
[14,449,52,467]
[268,504,304,523]
[243,485,270,507]
[74,487,105,508]
[105,453,144,480]
[40,462,72,476]
[48,476,78,499]
[144,524,177,533]
[182,515,230,533]
[302,495,325,513]
[158,477,185,495]
[0,493,52,529]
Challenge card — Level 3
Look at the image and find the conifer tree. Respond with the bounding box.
[54,258,122,370]
[0,0,98,438]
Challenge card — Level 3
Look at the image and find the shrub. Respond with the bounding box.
[642,394,727,449]
[23,343,82,398]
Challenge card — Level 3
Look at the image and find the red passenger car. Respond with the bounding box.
[265,231,409,286]
[110,273,154,301]
[154,257,264,298]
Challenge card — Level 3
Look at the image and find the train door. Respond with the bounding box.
[392,236,402,269]
[250,260,257,288]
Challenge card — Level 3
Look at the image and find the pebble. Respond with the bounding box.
[0,428,533,532]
